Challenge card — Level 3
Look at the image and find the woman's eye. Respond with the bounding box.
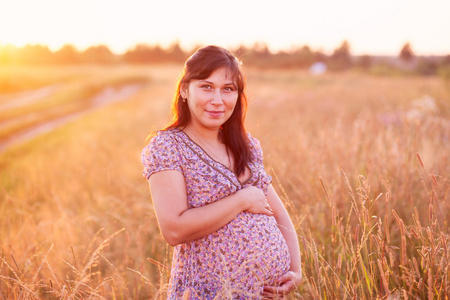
[224,86,235,92]
[201,85,212,90]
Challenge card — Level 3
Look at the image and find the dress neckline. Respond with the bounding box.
[177,129,253,186]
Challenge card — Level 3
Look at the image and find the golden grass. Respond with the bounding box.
[0,65,449,299]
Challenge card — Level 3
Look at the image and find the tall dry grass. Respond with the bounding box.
[0,65,449,299]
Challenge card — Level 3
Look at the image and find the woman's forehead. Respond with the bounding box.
[203,67,237,83]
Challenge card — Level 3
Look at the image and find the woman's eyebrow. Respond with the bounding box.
[198,80,236,86]
[198,80,213,84]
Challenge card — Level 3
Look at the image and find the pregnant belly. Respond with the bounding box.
[169,213,291,298]
[220,212,291,284]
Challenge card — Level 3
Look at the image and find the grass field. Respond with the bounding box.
[0,64,449,299]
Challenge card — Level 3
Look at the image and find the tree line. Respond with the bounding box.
[0,41,449,75]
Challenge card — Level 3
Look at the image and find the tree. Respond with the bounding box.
[167,41,187,62]
[356,55,372,70]
[81,45,115,64]
[18,44,53,64]
[399,43,414,61]
[293,45,315,68]
[330,40,352,71]
[123,44,165,63]
[54,44,80,64]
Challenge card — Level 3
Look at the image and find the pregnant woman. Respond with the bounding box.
[142,45,302,299]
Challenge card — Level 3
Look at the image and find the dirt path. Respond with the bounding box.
[0,84,142,153]
[0,85,62,111]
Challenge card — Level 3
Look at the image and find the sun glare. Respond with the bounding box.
[1,0,449,55]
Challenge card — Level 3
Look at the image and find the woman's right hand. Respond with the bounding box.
[237,186,273,216]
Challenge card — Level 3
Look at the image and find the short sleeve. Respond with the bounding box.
[141,131,183,180]
[247,133,264,165]
[247,133,273,190]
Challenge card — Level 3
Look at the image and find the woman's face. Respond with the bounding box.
[182,67,238,132]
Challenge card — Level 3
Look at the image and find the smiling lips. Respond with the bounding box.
[206,110,225,117]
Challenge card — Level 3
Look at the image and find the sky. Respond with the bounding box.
[0,0,449,56]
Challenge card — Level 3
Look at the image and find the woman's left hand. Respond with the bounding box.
[262,270,302,299]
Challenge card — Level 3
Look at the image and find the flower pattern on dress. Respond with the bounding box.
[142,129,290,299]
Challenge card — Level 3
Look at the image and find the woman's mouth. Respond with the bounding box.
[206,110,224,118]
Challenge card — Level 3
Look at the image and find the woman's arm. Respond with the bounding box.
[263,184,302,298]
[148,170,272,246]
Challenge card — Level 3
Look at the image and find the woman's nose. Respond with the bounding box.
[210,89,222,105]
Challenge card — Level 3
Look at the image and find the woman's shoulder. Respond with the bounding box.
[147,128,182,146]
[246,132,265,163]
[246,132,262,150]
[142,128,183,155]
[141,129,184,179]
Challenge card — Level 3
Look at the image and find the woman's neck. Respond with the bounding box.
[183,123,232,169]
[184,124,221,144]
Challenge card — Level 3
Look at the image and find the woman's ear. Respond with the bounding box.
[180,83,188,100]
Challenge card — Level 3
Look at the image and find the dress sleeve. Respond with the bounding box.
[247,133,264,165]
[141,131,183,180]
[247,133,273,191]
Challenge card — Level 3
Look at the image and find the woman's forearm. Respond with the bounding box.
[277,212,302,275]
[150,171,271,246]
[164,192,246,246]
[266,185,302,275]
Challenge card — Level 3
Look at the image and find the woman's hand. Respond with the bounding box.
[262,270,302,299]
[236,186,273,216]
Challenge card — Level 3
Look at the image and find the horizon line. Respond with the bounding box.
[1,40,449,57]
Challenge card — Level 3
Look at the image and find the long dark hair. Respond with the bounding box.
[165,45,250,176]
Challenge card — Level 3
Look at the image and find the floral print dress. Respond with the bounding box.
[142,129,290,299]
